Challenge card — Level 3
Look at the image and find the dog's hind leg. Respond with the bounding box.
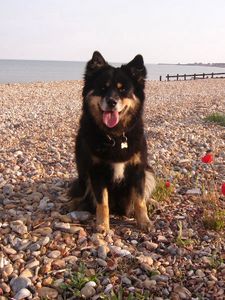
[67,178,95,212]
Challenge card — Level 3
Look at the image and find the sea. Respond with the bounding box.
[0,59,225,83]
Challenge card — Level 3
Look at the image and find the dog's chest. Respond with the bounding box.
[111,162,126,182]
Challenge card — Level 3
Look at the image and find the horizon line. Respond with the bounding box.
[0,58,225,65]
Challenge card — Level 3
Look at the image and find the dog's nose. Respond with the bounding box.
[106,98,117,108]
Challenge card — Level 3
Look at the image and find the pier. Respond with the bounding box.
[159,72,225,81]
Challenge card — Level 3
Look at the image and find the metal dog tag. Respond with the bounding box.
[121,141,128,149]
[121,133,128,149]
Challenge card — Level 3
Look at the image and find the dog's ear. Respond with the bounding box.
[86,51,107,74]
[122,54,147,84]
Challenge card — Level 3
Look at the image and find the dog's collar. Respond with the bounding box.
[105,132,128,149]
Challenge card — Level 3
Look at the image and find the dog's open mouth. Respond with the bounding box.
[103,111,119,128]
[101,106,127,128]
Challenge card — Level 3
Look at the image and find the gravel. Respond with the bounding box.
[0,79,224,299]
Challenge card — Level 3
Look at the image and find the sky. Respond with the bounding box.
[0,0,225,64]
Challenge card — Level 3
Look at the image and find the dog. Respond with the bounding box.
[69,51,155,233]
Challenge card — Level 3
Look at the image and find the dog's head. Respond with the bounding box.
[82,51,147,134]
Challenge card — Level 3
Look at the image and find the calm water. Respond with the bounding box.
[0,59,225,83]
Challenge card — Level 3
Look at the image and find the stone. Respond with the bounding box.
[38,236,50,246]
[33,227,52,236]
[104,284,113,294]
[10,277,32,293]
[179,159,191,164]
[28,243,41,252]
[14,288,31,300]
[85,281,97,288]
[20,269,33,278]
[209,274,218,281]
[96,258,107,267]
[143,279,157,289]
[47,250,61,259]
[52,278,64,287]
[173,285,192,299]
[52,259,66,270]
[42,277,53,286]
[130,240,138,245]
[80,285,96,298]
[27,192,43,202]
[40,262,52,274]
[157,235,168,242]
[90,233,106,246]
[121,276,132,285]
[54,222,70,231]
[64,256,78,264]
[0,283,11,293]
[196,269,205,278]
[3,184,14,196]
[2,264,14,277]
[37,287,58,299]
[25,259,40,269]
[69,210,91,221]
[201,256,211,264]
[167,245,178,256]
[2,246,17,255]
[151,275,169,282]
[68,225,84,234]
[97,245,108,260]
[38,197,49,210]
[137,255,154,271]
[143,241,158,250]
[186,188,201,195]
[10,220,27,235]
[110,246,131,257]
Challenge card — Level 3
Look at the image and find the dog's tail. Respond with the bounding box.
[145,167,156,202]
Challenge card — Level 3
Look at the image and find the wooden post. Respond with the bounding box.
[177,74,179,81]
[166,74,169,81]
[211,72,214,78]
[159,76,162,81]
[184,74,186,80]
[203,73,205,79]
[194,74,196,80]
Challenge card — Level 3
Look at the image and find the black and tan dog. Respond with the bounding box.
[69,51,155,233]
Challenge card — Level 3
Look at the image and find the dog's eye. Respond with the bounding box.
[101,86,107,92]
[116,83,126,93]
[119,87,126,93]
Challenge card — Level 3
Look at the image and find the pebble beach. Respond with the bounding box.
[0,79,225,299]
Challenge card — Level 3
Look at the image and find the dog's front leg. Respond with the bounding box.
[96,188,110,233]
[90,173,110,233]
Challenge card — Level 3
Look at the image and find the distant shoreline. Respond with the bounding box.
[158,63,225,68]
[1,60,225,83]
[1,59,225,68]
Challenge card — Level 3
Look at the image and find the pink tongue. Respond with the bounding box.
[103,111,119,128]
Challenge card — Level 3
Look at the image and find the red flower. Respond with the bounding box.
[201,153,213,163]
[165,181,171,188]
[222,183,225,196]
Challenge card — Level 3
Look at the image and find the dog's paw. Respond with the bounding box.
[137,219,153,232]
[96,223,110,235]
